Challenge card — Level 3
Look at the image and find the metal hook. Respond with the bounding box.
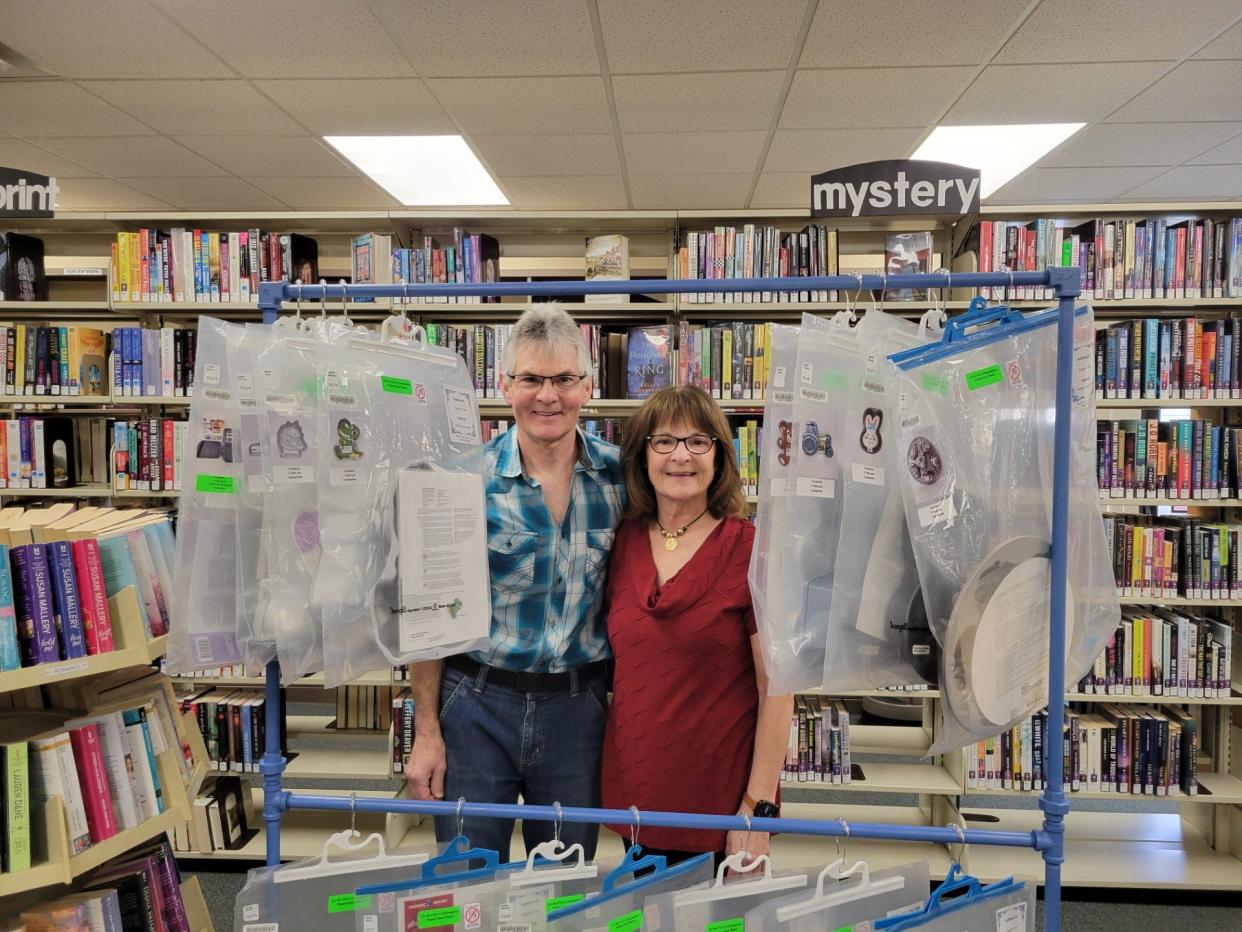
[318,278,328,319]
[949,822,966,865]
[850,274,864,318]
[876,272,887,314]
[400,278,410,322]
[456,796,466,839]
[294,278,304,321]
[629,805,641,850]
[349,791,357,835]
[836,817,850,862]
[741,811,752,858]
[553,801,563,845]
[338,278,353,326]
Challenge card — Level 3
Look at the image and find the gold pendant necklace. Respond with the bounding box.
[657,506,709,552]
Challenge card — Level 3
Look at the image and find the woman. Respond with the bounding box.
[601,385,795,866]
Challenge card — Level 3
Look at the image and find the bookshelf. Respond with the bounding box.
[5,203,1242,889]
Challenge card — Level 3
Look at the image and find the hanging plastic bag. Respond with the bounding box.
[822,311,942,693]
[167,317,248,673]
[873,865,1034,931]
[498,839,603,931]
[313,321,488,687]
[546,846,714,931]
[743,858,929,931]
[642,852,807,929]
[233,829,432,930]
[889,303,1119,755]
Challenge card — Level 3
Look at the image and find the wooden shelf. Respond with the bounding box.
[112,489,181,499]
[171,670,396,688]
[965,770,1242,805]
[0,300,112,312]
[1065,690,1242,706]
[0,394,113,406]
[1101,497,1242,507]
[1098,396,1239,408]
[1118,596,1242,607]
[781,761,961,796]
[0,485,113,498]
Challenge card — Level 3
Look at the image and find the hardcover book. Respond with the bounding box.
[624,325,672,399]
[4,232,47,302]
[584,234,630,304]
[0,543,18,671]
[29,731,92,856]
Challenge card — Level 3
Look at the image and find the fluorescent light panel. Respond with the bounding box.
[324,135,508,206]
[912,124,1086,198]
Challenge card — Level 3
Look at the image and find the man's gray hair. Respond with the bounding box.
[502,302,592,375]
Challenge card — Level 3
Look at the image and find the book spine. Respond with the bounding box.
[49,540,87,659]
[69,725,117,842]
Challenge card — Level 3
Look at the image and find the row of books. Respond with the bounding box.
[168,775,253,857]
[1,416,79,489]
[383,229,502,303]
[783,695,852,784]
[178,688,286,774]
[1096,418,1241,500]
[479,418,626,445]
[109,229,318,304]
[392,691,415,775]
[676,224,840,303]
[335,684,398,731]
[1078,611,1232,698]
[0,324,108,397]
[1103,515,1242,600]
[976,216,1242,300]
[674,321,774,401]
[1095,317,1240,400]
[111,327,197,399]
[966,705,1199,796]
[18,840,192,932]
[113,418,189,492]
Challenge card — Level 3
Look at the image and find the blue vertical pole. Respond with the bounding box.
[1040,267,1080,932]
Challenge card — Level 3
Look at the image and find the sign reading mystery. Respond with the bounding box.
[811,160,980,219]
[0,167,59,218]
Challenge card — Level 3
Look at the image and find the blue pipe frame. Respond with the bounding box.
[256,266,1081,932]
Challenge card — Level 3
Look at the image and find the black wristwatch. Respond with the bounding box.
[744,793,779,820]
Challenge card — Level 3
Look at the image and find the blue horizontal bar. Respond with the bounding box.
[258,270,1065,311]
[280,792,1043,850]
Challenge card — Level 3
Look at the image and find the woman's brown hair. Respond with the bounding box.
[621,385,748,521]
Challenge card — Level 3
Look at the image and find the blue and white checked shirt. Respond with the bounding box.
[469,427,627,673]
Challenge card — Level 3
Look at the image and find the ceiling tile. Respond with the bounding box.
[172,136,358,176]
[244,176,401,210]
[29,136,229,177]
[985,166,1167,204]
[1115,165,1242,200]
[0,81,154,136]
[751,172,811,208]
[120,176,287,209]
[497,175,627,209]
[467,134,620,177]
[0,139,97,178]
[1196,19,1242,59]
[150,0,414,78]
[623,131,767,175]
[80,80,305,135]
[764,127,925,172]
[254,80,455,136]
[369,0,598,77]
[1040,122,1242,168]
[0,0,233,78]
[430,77,612,134]
[629,173,752,209]
[781,67,973,129]
[614,72,785,133]
[1188,130,1242,164]
[601,0,806,73]
[803,0,1029,68]
[52,178,174,211]
[996,0,1232,63]
[948,62,1170,124]
[1108,61,1242,123]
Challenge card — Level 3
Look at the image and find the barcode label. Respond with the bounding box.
[194,637,213,663]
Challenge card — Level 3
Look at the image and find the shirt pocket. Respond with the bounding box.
[585,528,616,577]
[488,529,540,591]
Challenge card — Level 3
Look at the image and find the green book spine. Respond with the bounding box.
[4,741,31,872]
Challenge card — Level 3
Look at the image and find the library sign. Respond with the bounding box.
[811,160,980,218]
[0,167,59,218]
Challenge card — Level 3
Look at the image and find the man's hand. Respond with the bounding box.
[405,729,447,801]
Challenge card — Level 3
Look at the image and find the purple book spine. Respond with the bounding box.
[50,540,86,659]
[12,544,58,663]
[28,543,59,662]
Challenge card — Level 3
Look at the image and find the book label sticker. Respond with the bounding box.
[920,372,949,396]
[237,372,254,396]
[773,365,787,388]
[242,906,259,923]
[800,361,813,384]
[195,474,236,494]
[203,363,221,386]
[46,660,89,677]
[965,364,1004,391]
[445,386,481,445]
[363,919,377,932]
[995,900,1027,932]
[608,910,643,932]
[706,919,744,932]
[799,386,827,402]
[265,392,297,409]
[861,376,886,394]
[917,496,956,528]
[418,907,462,929]
[323,368,343,391]
[382,375,412,395]
[330,467,361,486]
[242,925,278,932]
[852,462,886,486]
[796,476,836,498]
[865,350,879,373]
[328,894,371,914]
[203,387,231,402]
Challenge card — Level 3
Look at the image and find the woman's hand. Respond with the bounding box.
[725,828,771,869]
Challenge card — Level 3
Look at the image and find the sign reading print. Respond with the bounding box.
[0,168,58,218]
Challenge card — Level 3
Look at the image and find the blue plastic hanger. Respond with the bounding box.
[873,864,1024,929]
[546,846,714,921]
[354,835,507,896]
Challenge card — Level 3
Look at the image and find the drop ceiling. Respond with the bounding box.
[1,0,1241,212]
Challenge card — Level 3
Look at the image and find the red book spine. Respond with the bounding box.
[162,419,174,488]
[73,538,114,652]
[69,723,117,842]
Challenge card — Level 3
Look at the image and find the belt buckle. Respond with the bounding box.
[513,671,542,693]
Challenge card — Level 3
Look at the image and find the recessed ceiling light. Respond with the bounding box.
[911,124,1086,198]
[324,135,508,206]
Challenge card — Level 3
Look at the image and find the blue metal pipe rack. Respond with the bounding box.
[254,267,1082,932]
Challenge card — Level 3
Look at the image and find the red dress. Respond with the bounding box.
[601,515,759,853]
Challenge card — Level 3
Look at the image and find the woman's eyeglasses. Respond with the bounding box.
[507,372,588,393]
[646,433,716,455]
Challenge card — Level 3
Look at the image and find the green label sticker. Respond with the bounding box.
[820,371,849,392]
[382,375,413,395]
[834,927,853,932]
[327,893,371,914]
[546,894,586,913]
[706,919,744,932]
[608,910,643,932]
[417,906,462,928]
[195,474,236,494]
[964,364,1004,391]
[920,373,949,396]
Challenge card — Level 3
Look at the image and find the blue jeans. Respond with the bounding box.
[433,662,607,860]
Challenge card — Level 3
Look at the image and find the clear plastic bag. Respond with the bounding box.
[822,311,941,693]
[743,859,929,931]
[312,322,488,687]
[889,304,1119,755]
[874,866,1034,931]
[167,317,247,672]
[547,847,714,931]
[642,852,807,929]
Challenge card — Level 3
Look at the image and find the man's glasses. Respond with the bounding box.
[507,372,588,394]
[647,433,716,455]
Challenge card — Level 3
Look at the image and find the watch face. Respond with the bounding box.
[753,801,779,819]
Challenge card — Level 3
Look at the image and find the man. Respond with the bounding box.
[404,303,625,858]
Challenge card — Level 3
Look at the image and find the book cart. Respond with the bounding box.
[252,266,1084,932]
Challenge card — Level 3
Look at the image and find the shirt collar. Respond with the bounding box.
[497,426,604,481]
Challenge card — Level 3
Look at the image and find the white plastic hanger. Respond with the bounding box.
[272,828,429,883]
[775,859,906,921]
[673,850,807,906]
[510,804,599,886]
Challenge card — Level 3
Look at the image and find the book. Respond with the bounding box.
[4,233,47,302]
[0,543,18,671]
[46,540,87,660]
[72,537,114,655]
[885,232,933,300]
[29,731,92,856]
[68,722,117,843]
[624,325,672,399]
[11,542,59,664]
[2,740,30,872]
[584,234,630,304]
